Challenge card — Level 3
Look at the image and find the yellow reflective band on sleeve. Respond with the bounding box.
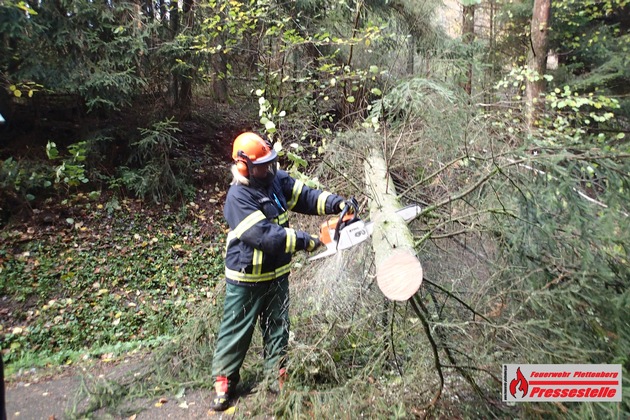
[225,263,292,282]
[284,228,296,253]
[233,210,266,238]
[287,180,304,210]
[252,249,263,275]
[274,212,289,225]
[317,192,332,215]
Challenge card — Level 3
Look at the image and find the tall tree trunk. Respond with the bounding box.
[525,0,551,129]
[462,4,475,95]
[159,0,167,21]
[407,35,415,75]
[177,0,195,116]
[213,51,229,104]
[170,4,180,107]
[487,0,496,104]
[143,0,154,21]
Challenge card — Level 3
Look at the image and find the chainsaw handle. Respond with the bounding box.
[333,198,359,243]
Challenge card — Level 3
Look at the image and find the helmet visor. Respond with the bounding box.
[250,156,278,179]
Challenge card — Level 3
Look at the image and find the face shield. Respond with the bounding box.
[241,148,278,189]
[250,158,278,179]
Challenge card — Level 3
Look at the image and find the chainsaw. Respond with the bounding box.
[309,201,422,261]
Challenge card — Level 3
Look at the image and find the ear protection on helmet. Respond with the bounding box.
[235,150,252,177]
[236,160,248,177]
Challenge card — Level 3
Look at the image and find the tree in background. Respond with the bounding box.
[461,0,481,95]
[0,2,154,113]
[0,0,628,418]
[550,0,630,118]
[367,1,629,417]
[525,0,550,128]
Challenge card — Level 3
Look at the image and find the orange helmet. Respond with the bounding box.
[232,132,277,177]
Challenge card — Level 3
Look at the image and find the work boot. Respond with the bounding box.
[278,368,287,391]
[209,376,230,412]
[268,368,288,394]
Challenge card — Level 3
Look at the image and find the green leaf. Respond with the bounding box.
[286,151,307,168]
[46,142,59,160]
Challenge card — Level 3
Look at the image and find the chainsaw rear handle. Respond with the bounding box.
[336,196,359,215]
[333,197,359,242]
[318,197,360,245]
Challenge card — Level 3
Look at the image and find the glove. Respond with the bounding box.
[296,230,322,252]
[336,196,359,214]
[306,235,322,252]
[332,196,345,213]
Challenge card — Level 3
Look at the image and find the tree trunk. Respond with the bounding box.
[143,0,154,21]
[525,0,551,129]
[159,0,167,21]
[407,35,415,75]
[175,0,195,116]
[462,4,475,95]
[487,0,497,104]
[212,53,229,103]
[170,4,179,107]
[364,147,423,301]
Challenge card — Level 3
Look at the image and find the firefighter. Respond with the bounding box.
[209,132,352,411]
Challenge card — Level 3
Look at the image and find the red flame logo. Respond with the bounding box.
[509,367,528,398]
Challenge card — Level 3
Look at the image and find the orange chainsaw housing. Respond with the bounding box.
[319,213,355,245]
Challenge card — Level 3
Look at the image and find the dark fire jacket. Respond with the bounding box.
[223,170,343,284]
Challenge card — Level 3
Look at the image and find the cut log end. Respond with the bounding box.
[376,248,423,301]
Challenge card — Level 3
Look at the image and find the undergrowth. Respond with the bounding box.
[0,191,226,371]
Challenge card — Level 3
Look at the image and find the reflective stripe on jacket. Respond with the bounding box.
[223,170,342,284]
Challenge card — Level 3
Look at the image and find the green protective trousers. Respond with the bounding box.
[211,275,290,387]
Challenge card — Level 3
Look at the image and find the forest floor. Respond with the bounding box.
[2,98,281,419]
[4,353,273,419]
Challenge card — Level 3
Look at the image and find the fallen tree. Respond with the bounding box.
[363,146,423,302]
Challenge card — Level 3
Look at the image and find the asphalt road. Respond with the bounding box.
[3,358,230,420]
